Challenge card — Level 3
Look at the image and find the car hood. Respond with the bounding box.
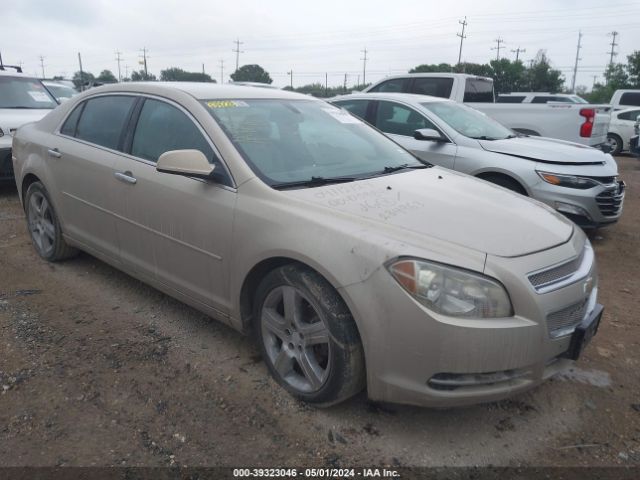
[0,108,52,136]
[478,136,609,165]
[285,168,573,258]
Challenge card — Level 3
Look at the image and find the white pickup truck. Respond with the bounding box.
[609,89,640,111]
[363,73,611,148]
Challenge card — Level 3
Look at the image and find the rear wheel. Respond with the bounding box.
[25,182,77,261]
[606,133,623,155]
[254,264,365,406]
[478,174,528,196]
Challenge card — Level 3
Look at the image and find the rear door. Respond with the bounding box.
[53,94,137,260]
[112,96,236,313]
[370,100,457,169]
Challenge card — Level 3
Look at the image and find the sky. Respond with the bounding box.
[2,0,639,90]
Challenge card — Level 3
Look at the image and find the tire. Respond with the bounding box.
[24,181,78,261]
[606,133,623,156]
[253,264,365,406]
[479,174,528,196]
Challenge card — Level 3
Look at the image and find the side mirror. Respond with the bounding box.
[156,149,215,179]
[414,128,446,142]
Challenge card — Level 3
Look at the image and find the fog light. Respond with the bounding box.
[555,202,592,220]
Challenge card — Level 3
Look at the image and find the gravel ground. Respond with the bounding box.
[0,156,638,468]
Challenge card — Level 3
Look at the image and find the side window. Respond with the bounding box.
[374,101,436,137]
[368,78,407,93]
[333,100,369,120]
[75,96,136,150]
[619,110,640,121]
[131,98,230,184]
[412,78,454,98]
[620,92,640,107]
[497,95,525,103]
[60,103,84,136]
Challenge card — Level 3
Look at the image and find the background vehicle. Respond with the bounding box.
[43,80,78,103]
[607,107,640,154]
[0,69,58,182]
[332,93,624,229]
[363,73,611,148]
[497,92,588,104]
[609,89,640,110]
[12,83,602,408]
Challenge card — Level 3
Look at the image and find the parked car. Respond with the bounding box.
[0,69,58,182]
[363,73,611,148]
[497,92,588,104]
[607,107,640,155]
[12,83,603,408]
[331,93,624,229]
[609,89,640,110]
[43,80,78,103]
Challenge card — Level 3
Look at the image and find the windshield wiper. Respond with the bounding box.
[381,163,430,174]
[271,176,358,190]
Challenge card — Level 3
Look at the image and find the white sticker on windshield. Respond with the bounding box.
[321,108,362,124]
[28,91,51,102]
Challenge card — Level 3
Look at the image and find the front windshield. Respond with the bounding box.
[0,76,58,109]
[203,99,424,186]
[45,84,76,100]
[421,101,514,140]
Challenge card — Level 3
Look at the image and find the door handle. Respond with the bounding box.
[114,171,137,185]
[47,148,62,158]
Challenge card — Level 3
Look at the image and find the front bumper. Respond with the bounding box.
[0,148,14,182]
[530,179,625,229]
[341,232,599,408]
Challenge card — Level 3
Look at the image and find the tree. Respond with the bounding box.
[488,59,527,93]
[230,64,273,84]
[131,70,157,81]
[454,62,493,77]
[72,70,95,89]
[409,63,453,73]
[525,51,564,92]
[160,67,215,82]
[627,51,640,88]
[96,70,117,83]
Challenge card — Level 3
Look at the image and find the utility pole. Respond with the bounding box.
[232,38,244,72]
[287,70,293,88]
[592,75,598,89]
[202,63,205,75]
[607,31,619,67]
[511,46,526,62]
[124,64,129,80]
[78,52,84,91]
[361,48,368,85]
[115,50,122,82]
[491,38,504,61]
[139,48,149,77]
[39,55,45,78]
[325,72,328,97]
[343,73,348,93]
[456,17,468,65]
[570,31,582,93]
[0,51,3,69]
[219,59,224,83]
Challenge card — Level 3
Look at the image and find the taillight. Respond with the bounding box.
[580,108,595,138]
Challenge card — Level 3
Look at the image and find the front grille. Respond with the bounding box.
[529,249,584,289]
[0,148,13,179]
[547,300,588,338]
[596,183,624,217]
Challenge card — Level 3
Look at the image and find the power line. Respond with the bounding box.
[510,46,526,62]
[491,38,505,61]
[570,31,582,93]
[456,16,468,65]
[360,48,368,85]
[232,38,244,72]
[115,50,122,82]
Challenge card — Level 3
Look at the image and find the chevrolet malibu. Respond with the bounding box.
[12,83,602,407]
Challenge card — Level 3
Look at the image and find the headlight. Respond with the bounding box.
[537,171,599,190]
[387,258,513,318]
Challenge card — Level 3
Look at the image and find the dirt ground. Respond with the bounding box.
[0,156,638,468]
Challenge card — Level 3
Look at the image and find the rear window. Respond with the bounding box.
[620,92,640,107]
[497,95,525,103]
[463,79,494,102]
[75,96,136,150]
[531,96,572,104]
[0,76,57,109]
[368,78,408,93]
[411,78,454,98]
[332,99,369,120]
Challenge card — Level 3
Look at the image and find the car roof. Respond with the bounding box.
[0,70,38,79]
[333,92,451,105]
[90,81,307,100]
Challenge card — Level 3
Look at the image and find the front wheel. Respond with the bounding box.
[254,264,365,406]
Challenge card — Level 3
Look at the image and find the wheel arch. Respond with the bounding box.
[474,170,530,196]
[21,173,42,208]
